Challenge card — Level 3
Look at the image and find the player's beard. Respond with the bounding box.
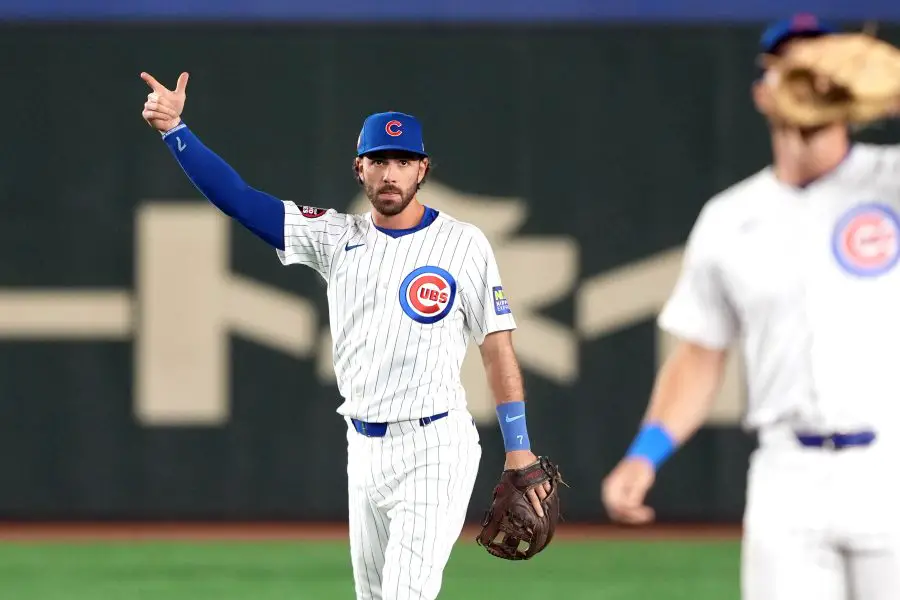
[365,182,417,217]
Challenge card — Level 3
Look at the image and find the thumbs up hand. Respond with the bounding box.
[140,71,189,133]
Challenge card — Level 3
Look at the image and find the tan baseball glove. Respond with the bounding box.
[761,32,900,127]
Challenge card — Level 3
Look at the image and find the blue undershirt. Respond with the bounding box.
[161,122,437,247]
[375,206,439,238]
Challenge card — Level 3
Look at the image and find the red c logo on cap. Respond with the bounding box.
[385,120,403,137]
[792,13,818,29]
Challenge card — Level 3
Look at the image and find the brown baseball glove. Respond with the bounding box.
[475,456,565,560]
[762,32,900,127]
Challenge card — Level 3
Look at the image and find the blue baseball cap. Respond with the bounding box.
[760,13,840,55]
[356,111,428,157]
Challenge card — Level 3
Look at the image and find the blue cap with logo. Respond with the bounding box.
[356,111,428,157]
[759,13,840,55]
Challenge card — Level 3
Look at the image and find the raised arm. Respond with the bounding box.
[140,71,284,250]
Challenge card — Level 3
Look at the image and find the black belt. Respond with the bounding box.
[795,431,876,450]
[351,411,449,438]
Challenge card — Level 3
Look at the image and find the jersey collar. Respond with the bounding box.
[769,142,857,192]
[372,205,440,239]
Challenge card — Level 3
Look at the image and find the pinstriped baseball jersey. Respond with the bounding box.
[659,143,900,434]
[276,200,516,422]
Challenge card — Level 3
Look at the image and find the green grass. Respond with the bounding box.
[0,539,740,599]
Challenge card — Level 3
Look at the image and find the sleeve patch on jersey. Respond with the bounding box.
[299,206,327,218]
[492,286,511,315]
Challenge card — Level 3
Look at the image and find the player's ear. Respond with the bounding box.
[752,77,772,116]
[417,158,429,184]
[354,157,363,185]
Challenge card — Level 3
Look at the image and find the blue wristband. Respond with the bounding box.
[625,423,676,470]
[496,401,531,452]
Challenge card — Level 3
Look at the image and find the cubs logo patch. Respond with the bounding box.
[385,120,403,137]
[299,205,327,219]
[832,203,900,277]
[399,266,457,324]
[492,286,511,315]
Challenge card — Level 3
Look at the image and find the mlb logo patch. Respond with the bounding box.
[493,286,511,315]
[300,205,327,219]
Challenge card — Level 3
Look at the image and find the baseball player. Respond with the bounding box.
[601,14,900,600]
[139,72,552,599]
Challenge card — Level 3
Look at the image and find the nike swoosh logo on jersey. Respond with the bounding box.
[504,414,525,422]
[345,243,365,251]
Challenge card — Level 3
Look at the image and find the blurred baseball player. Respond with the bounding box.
[139,72,552,598]
[602,14,900,600]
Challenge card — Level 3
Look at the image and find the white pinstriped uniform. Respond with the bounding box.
[659,143,900,600]
[277,200,516,599]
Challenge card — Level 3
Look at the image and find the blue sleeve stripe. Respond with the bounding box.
[161,122,285,250]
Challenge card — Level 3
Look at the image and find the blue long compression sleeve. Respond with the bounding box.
[161,122,285,250]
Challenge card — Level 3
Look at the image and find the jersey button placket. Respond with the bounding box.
[377,243,396,296]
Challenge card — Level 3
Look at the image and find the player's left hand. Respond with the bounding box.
[505,450,551,517]
[475,455,564,560]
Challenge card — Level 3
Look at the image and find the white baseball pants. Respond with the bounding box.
[344,409,482,600]
[742,424,900,600]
